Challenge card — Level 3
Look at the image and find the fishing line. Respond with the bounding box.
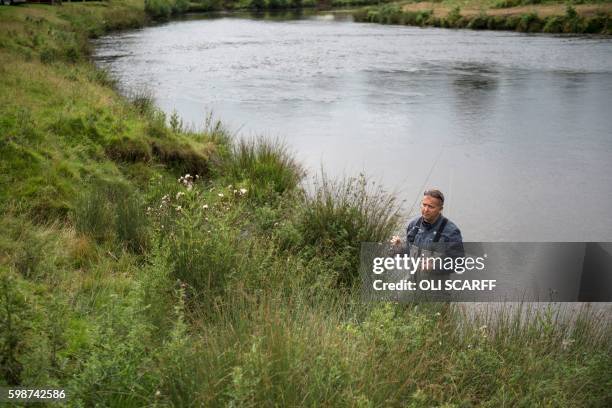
[406,146,446,219]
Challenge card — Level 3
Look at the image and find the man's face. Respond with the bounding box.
[421,195,443,223]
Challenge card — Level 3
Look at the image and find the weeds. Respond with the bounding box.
[298,173,401,286]
[224,137,303,203]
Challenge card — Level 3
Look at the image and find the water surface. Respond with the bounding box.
[93,12,612,241]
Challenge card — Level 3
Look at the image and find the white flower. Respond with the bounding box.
[218,193,224,197]
[175,205,182,211]
[239,188,248,196]
[202,204,209,210]
[176,192,185,200]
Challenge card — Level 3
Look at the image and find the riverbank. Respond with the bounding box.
[1,2,611,406]
[353,1,611,34]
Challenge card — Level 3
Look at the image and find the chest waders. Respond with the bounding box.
[407,217,450,300]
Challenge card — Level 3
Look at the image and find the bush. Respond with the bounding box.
[298,173,401,286]
[446,6,462,27]
[145,0,173,20]
[543,16,564,33]
[517,12,542,32]
[468,13,490,30]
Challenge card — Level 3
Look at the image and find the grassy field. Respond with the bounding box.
[354,0,612,33]
[1,1,611,406]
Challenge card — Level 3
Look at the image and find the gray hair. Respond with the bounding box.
[424,189,444,205]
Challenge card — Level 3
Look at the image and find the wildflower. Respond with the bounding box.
[179,174,194,190]
[176,205,182,211]
[176,191,185,200]
[155,390,161,398]
[202,204,209,210]
[390,235,401,245]
[239,188,248,196]
[218,193,224,198]
[435,312,441,317]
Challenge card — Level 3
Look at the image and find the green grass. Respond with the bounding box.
[353,0,611,33]
[0,1,611,406]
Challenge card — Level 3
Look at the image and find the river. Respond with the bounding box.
[93,11,612,242]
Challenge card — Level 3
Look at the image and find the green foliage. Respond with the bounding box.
[353,2,609,34]
[297,173,401,285]
[0,271,30,385]
[224,138,303,203]
[145,0,173,20]
[73,181,150,253]
[251,0,266,10]
[493,0,542,8]
[517,12,542,32]
[2,3,612,406]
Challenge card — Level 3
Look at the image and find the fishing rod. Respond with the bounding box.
[405,146,446,220]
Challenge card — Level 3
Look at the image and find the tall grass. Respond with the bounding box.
[298,173,401,285]
[224,137,304,203]
[73,181,150,253]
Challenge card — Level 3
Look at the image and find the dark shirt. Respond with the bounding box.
[406,215,465,259]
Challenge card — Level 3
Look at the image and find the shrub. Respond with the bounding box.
[543,16,564,33]
[298,173,401,286]
[172,0,190,14]
[446,6,462,27]
[145,0,173,20]
[468,13,490,30]
[517,12,542,32]
[251,0,266,10]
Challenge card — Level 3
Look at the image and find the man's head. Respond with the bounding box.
[420,189,444,224]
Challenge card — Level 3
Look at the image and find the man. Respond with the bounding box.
[406,189,464,272]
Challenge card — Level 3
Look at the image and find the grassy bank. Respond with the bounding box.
[1,1,611,406]
[353,1,611,34]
